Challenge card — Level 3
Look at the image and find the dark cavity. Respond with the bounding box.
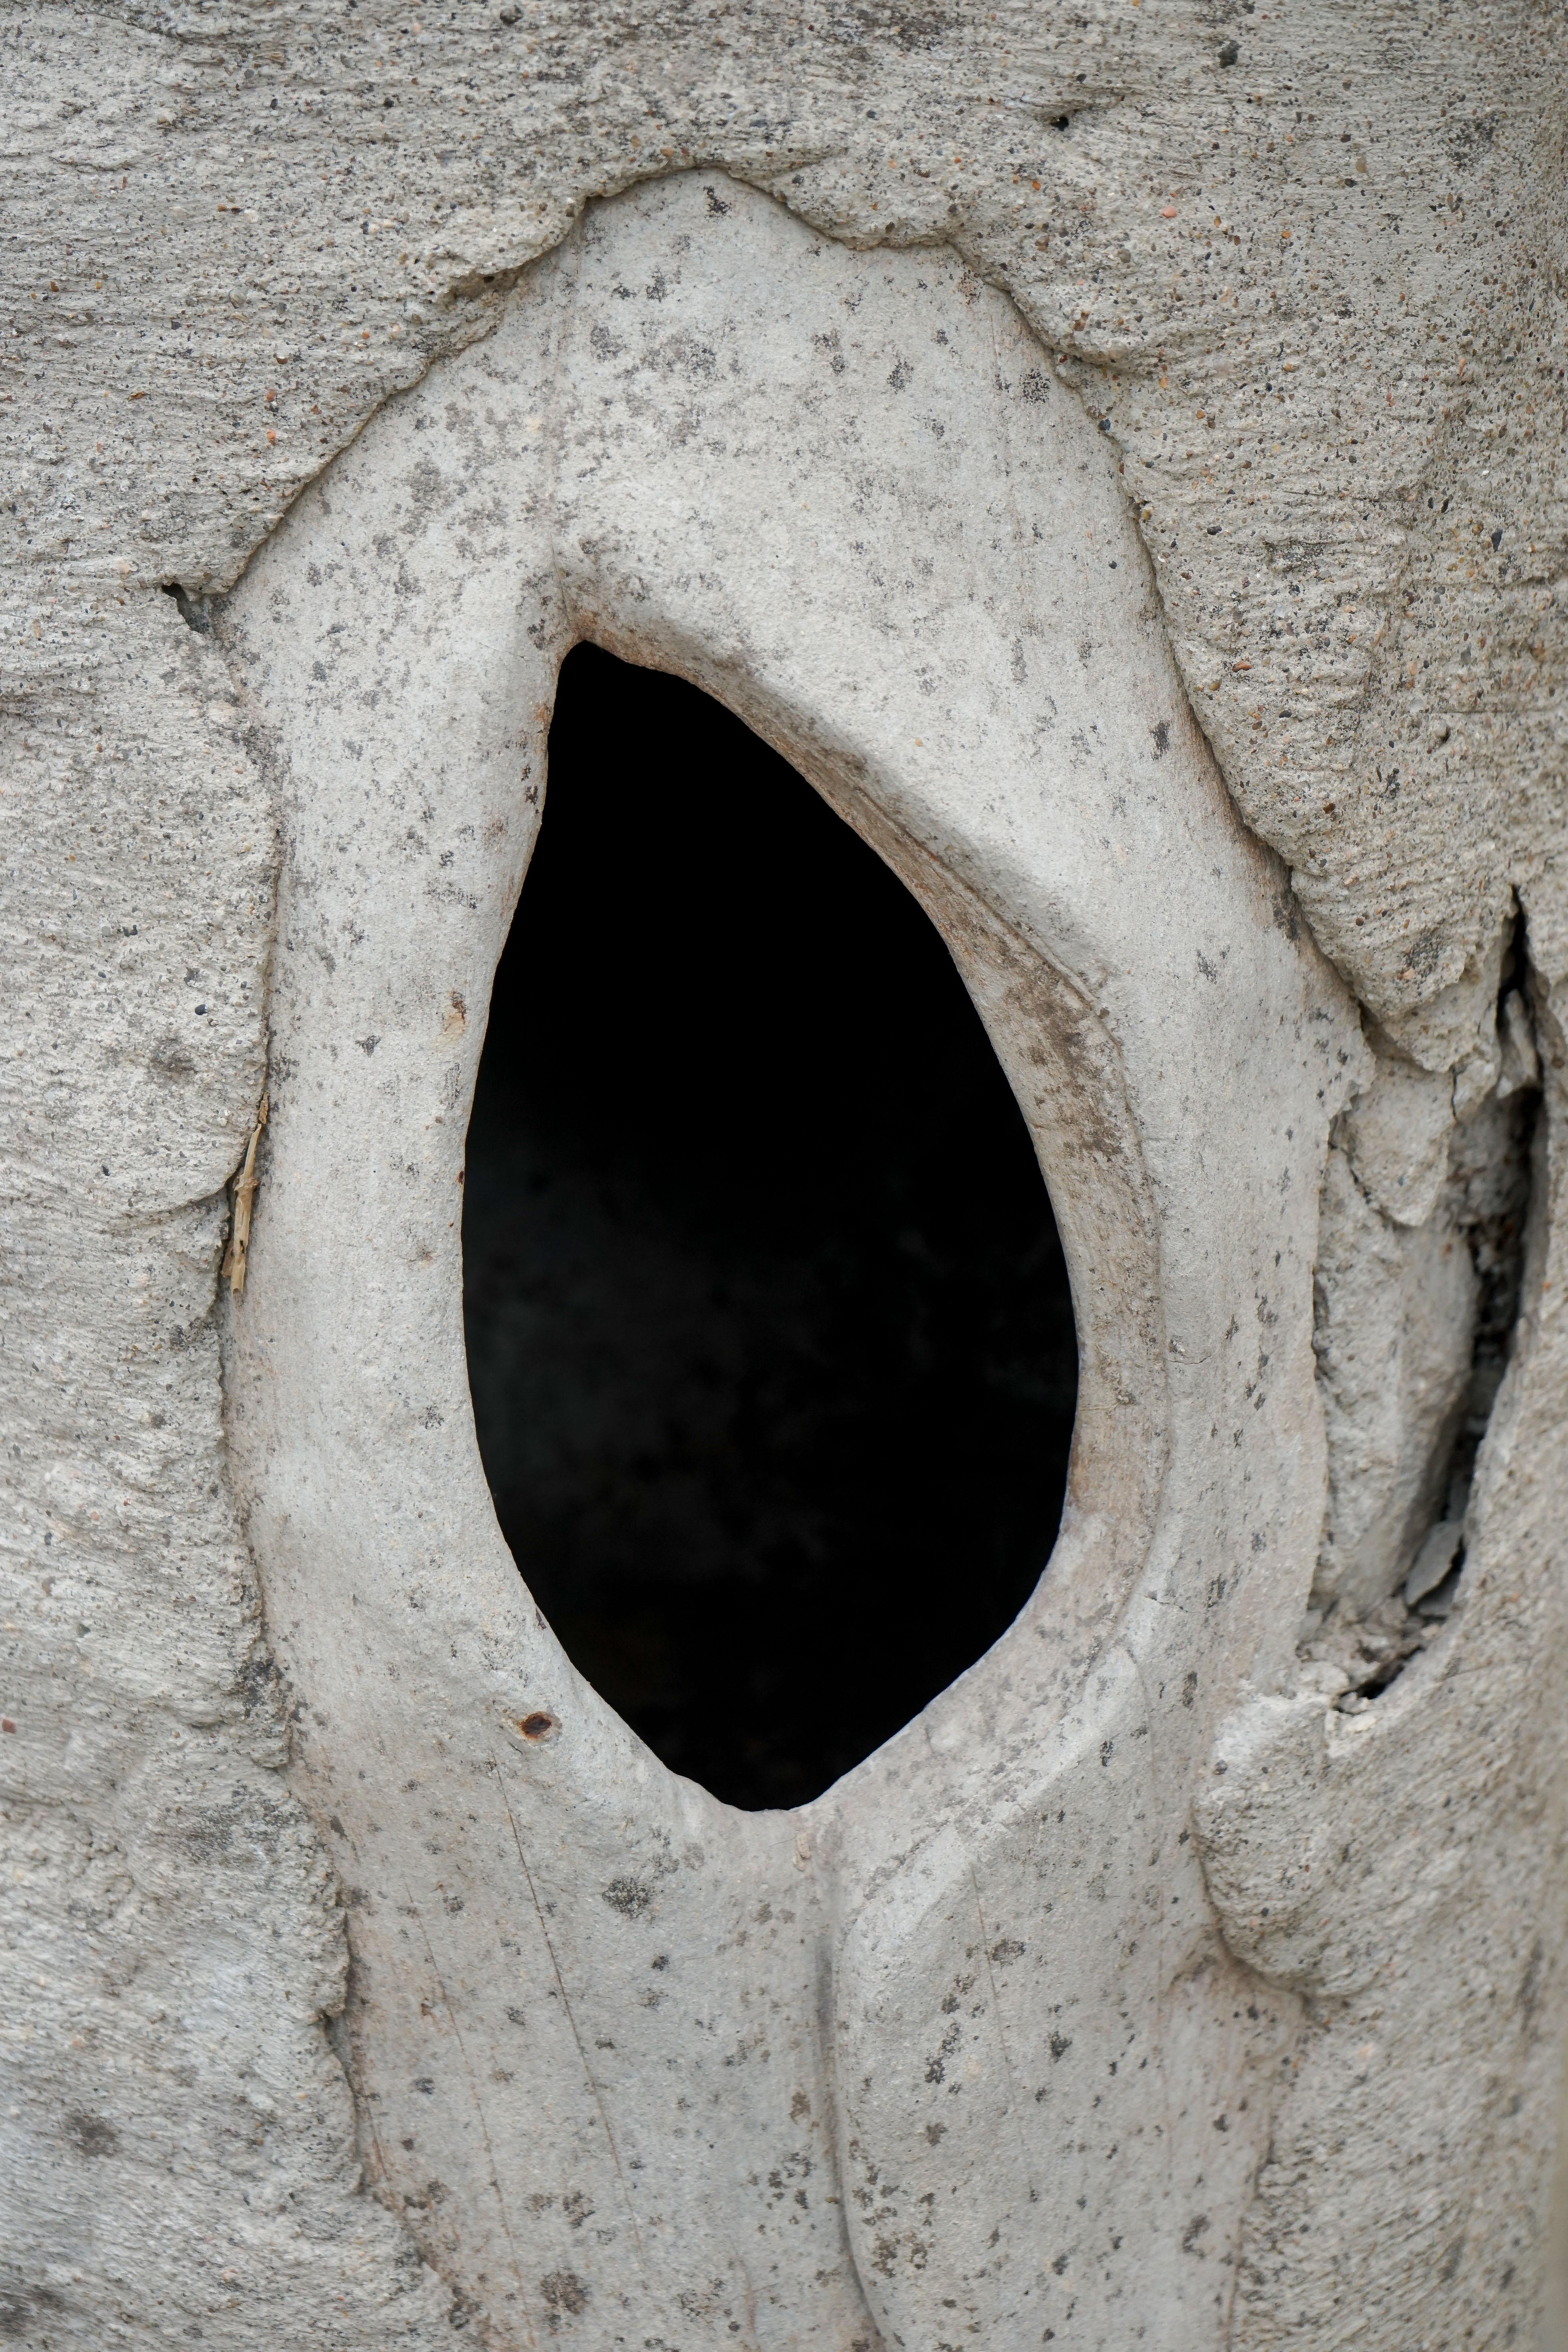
[463,645,1078,1810]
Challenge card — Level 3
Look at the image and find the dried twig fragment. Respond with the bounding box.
[228,1093,270,1298]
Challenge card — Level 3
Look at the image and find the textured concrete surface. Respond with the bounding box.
[2,5,1566,2347]
[222,175,1360,2347]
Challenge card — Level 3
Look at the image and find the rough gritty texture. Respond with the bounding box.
[6,0,1566,1020]
[1,4,1566,2348]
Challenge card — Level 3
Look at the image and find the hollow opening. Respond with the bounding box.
[463,645,1078,1809]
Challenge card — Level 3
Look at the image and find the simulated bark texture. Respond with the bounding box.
[2,6,1565,2348]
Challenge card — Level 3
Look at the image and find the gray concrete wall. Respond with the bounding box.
[3,6,1566,2345]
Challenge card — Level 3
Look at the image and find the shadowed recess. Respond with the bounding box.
[463,644,1078,1810]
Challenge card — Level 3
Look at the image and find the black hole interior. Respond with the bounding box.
[463,644,1078,1810]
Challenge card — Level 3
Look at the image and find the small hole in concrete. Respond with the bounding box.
[465,645,1078,1808]
[161,580,212,633]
